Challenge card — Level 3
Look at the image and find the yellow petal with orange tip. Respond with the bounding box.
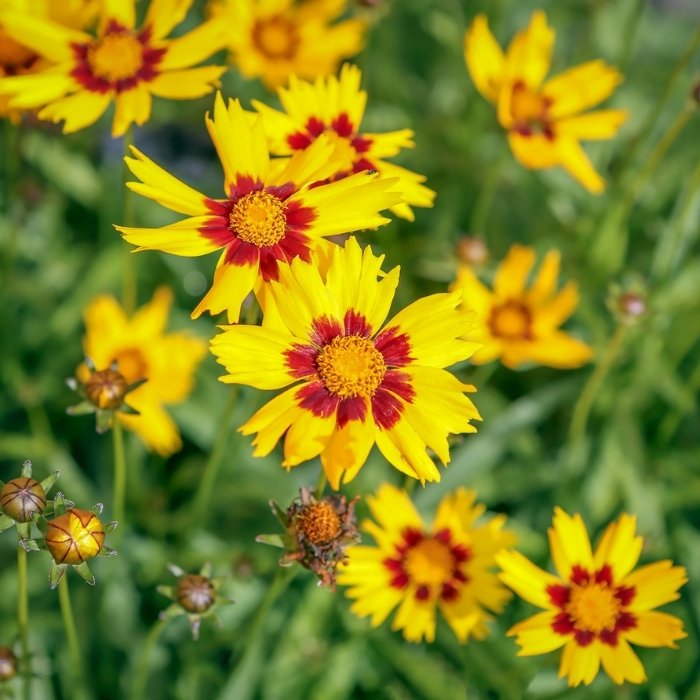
[496,549,561,609]
[625,610,687,648]
[148,65,226,99]
[37,89,111,134]
[320,415,375,489]
[505,10,554,88]
[117,217,223,256]
[599,638,646,685]
[464,14,506,103]
[548,507,594,580]
[556,109,629,140]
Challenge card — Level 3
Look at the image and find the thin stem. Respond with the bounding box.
[121,129,137,314]
[192,388,238,524]
[17,546,30,700]
[315,470,327,499]
[58,576,87,698]
[469,145,507,236]
[131,617,168,700]
[112,421,127,526]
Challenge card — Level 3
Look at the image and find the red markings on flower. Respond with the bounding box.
[374,326,413,366]
[509,80,555,140]
[547,564,638,647]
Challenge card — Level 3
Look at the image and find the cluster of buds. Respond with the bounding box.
[157,563,232,640]
[66,357,145,433]
[259,487,360,588]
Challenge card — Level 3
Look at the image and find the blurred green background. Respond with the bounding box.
[1,0,700,697]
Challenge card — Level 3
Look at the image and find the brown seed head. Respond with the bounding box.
[0,477,47,523]
[296,502,342,545]
[456,236,489,267]
[45,508,105,565]
[176,574,216,614]
[85,368,128,410]
[0,646,17,682]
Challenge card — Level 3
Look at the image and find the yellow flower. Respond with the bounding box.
[210,236,482,489]
[118,93,401,323]
[338,484,515,643]
[45,508,105,566]
[210,0,365,89]
[81,287,206,456]
[497,508,688,686]
[464,11,628,193]
[452,244,592,369]
[0,0,227,136]
[252,64,436,221]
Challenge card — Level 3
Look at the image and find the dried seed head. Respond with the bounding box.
[84,367,129,410]
[456,236,489,267]
[176,574,217,614]
[0,647,17,682]
[0,477,47,523]
[45,508,105,565]
[296,502,342,545]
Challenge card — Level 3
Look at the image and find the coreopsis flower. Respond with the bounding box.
[210,0,365,89]
[464,11,628,193]
[158,563,232,639]
[211,236,482,489]
[497,508,688,687]
[77,287,206,455]
[338,484,515,643]
[118,94,400,323]
[452,244,593,369]
[0,0,227,136]
[252,64,435,221]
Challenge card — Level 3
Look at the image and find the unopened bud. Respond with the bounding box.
[0,647,17,682]
[176,575,216,614]
[45,508,105,565]
[84,368,128,410]
[0,477,46,523]
[456,236,489,267]
[618,292,646,319]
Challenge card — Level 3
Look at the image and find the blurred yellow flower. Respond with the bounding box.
[452,244,592,369]
[118,93,400,323]
[497,508,687,686]
[210,0,365,89]
[338,484,515,643]
[464,11,628,193]
[0,0,227,136]
[252,64,435,221]
[81,288,206,456]
[211,237,481,489]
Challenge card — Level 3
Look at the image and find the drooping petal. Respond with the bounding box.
[523,333,593,369]
[320,416,375,488]
[282,409,336,467]
[507,131,561,169]
[375,417,442,484]
[119,400,182,457]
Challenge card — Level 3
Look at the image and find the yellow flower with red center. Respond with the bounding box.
[211,236,482,488]
[45,508,105,566]
[338,484,515,643]
[252,64,436,221]
[464,11,628,193]
[452,244,593,369]
[0,0,227,136]
[118,93,401,323]
[210,0,365,89]
[81,287,206,455]
[497,508,688,686]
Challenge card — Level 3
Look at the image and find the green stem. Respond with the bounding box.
[315,470,327,499]
[469,145,507,236]
[17,546,30,700]
[121,129,137,315]
[131,617,168,700]
[402,474,417,496]
[192,388,238,524]
[112,421,127,526]
[58,576,87,698]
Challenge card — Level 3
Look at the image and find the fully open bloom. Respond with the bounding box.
[118,93,400,322]
[464,11,628,193]
[252,64,435,221]
[211,236,482,488]
[0,0,227,136]
[452,244,592,369]
[81,287,206,455]
[338,484,515,642]
[210,0,365,89]
[497,508,687,686]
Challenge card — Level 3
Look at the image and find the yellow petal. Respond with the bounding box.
[556,137,606,194]
[365,483,423,535]
[1,70,75,110]
[592,513,643,581]
[505,10,554,88]
[148,66,225,99]
[527,249,560,303]
[117,217,223,256]
[363,129,414,158]
[102,0,135,29]
[493,244,536,299]
[159,19,228,70]
[599,638,646,685]
[523,332,593,369]
[0,13,88,62]
[119,401,182,456]
[555,109,629,140]
[508,610,569,655]
[37,89,111,134]
[375,417,442,484]
[282,409,336,467]
[112,86,152,138]
[624,610,687,648]
[507,131,561,169]
[623,561,688,612]
[320,416,376,489]
[548,508,594,580]
[144,0,193,39]
[463,14,506,102]
[239,385,301,457]
[392,594,437,643]
[496,549,561,609]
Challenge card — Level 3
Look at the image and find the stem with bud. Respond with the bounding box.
[58,576,88,700]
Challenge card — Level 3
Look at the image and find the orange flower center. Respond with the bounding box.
[296,502,342,544]
[316,336,386,399]
[489,300,533,339]
[0,29,36,70]
[229,191,287,247]
[46,509,105,565]
[114,347,149,384]
[251,17,299,59]
[566,582,621,634]
[510,81,553,135]
[88,32,143,82]
[404,538,454,587]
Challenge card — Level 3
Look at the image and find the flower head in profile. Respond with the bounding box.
[338,484,515,643]
[0,0,227,136]
[118,94,400,323]
[211,236,482,489]
[497,508,687,686]
[452,244,592,369]
[77,287,206,456]
[252,64,435,220]
[210,0,365,89]
[464,11,628,193]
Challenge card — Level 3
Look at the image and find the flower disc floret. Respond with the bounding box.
[316,336,386,399]
[229,191,287,247]
[45,508,105,565]
[251,17,299,59]
[296,502,342,545]
[87,31,143,82]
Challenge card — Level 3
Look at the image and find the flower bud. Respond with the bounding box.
[618,292,646,320]
[0,646,17,682]
[176,574,217,614]
[84,367,129,410]
[456,236,489,267]
[0,477,47,523]
[45,508,105,565]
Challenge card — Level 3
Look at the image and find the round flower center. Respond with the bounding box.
[510,81,552,135]
[114,347,149,384]
[296,502,342,545]
[489,300,532,340]
[566,583,621,634]
[316,336,386,399]
[85,367,129,410]
[251,17,299,59]
[176,574,216,614]
[0,29,36,69]
[229,191,287,247]
[404,538,454,587]
[46,509,105,565]
[87,32,143,82]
